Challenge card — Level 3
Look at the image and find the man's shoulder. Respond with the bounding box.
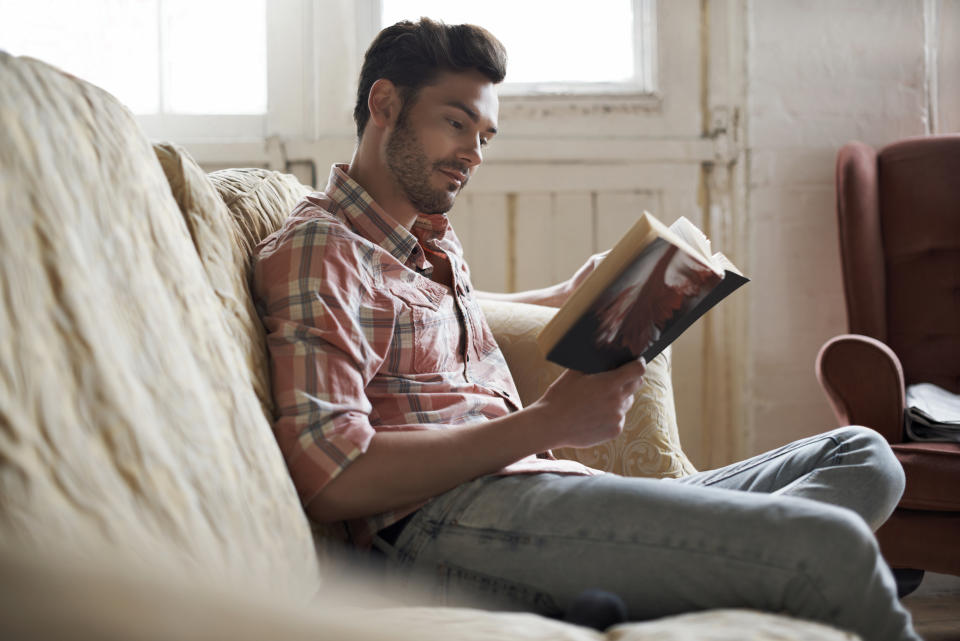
[255,194,361,259]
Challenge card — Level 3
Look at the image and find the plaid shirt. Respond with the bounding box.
[253,165,597,546]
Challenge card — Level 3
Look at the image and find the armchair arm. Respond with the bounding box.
[815,334,906,444]
[478,298,696,478]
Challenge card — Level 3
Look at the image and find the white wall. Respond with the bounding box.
[743,0,939,454]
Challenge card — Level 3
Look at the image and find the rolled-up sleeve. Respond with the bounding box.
[253,220,393,509]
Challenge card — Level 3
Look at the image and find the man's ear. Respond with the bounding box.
[368,78,402,129]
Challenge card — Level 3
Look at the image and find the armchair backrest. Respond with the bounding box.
[835,136,960,393]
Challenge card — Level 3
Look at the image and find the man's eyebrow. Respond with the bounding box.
[446,100,498,134]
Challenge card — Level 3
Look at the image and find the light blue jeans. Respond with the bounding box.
[373,426,919,641]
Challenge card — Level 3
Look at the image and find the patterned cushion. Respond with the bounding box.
[479,300,696,478]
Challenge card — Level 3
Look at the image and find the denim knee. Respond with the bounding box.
[781,500,881,588]
[843,425,905,522]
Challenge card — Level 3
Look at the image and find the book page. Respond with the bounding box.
[669,217,712,262]
[712,251,744,276]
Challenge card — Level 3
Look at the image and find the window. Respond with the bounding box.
[0,0,267,139]
[379,0,657,96]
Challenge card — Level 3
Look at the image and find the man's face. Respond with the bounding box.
[385,70,499,215]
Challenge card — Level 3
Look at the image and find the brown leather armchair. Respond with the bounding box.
[815,136,960,592]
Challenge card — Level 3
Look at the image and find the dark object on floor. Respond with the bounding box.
[894,568,925,599]
[563,588,629,631]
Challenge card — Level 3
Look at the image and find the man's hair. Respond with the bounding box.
[353,18,507,139]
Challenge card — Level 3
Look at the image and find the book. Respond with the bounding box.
[537,212,749,374]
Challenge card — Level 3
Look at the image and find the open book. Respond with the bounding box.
[537,212,749,374]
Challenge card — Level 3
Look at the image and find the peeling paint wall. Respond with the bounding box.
[743,0,933,454]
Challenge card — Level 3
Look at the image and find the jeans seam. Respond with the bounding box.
[698,434,841,487]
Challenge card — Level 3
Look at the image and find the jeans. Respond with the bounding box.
[372,426,919,641]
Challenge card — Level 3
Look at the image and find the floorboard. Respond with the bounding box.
[903,573,960,641]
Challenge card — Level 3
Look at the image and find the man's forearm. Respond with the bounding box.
[475,282,569,308]
[308,360,647,524]
[475,250,607,308]
[306,405,555,522]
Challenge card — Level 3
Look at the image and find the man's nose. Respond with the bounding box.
[458,134,483,168]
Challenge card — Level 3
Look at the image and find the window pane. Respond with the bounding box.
[161,0,266,114]
[381,0,635,85]
[0,0,266,115]
[0,0,160,113]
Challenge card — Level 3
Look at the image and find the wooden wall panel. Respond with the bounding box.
[514,193,554,292]
[450,194,509,292]
[553,192,595,283]
[595,190,661,251]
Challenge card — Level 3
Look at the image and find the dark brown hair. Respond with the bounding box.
[353,18,507,139]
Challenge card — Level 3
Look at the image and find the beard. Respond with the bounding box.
[385,115,469,215]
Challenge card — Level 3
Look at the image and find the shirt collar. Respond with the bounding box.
[324,165,454,273]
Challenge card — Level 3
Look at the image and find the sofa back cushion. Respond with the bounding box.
[0,53,320,592]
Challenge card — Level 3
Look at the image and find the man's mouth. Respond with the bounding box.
[438,167,467,188]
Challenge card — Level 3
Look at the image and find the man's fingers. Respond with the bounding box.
[624,376,644,394]
[606,357,646,382]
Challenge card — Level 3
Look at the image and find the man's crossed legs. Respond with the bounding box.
[373,426,919,641]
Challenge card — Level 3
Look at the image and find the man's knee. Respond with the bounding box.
[818,425,905,530]
[782,501,880,580]
[844,426,904,502]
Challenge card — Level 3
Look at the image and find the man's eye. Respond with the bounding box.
[447,119,463,130]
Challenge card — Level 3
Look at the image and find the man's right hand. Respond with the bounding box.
[531,358,647,449]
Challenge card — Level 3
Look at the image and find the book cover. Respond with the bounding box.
[537,212,749,374]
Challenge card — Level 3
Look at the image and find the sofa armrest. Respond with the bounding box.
[815,334,906,444]
[478,299,696,478]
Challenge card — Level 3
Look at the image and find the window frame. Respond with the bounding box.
[130,0,663,144]
[366,0,658,99]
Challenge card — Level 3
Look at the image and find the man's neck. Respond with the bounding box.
[347,150,419,230]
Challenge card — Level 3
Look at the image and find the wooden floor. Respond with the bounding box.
[903,573,960,641]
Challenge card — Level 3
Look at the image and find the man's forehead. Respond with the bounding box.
[421,71,499,126]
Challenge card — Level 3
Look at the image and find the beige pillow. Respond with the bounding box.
[152,146,355,556]
[479,300,696,478]
[207,167,313,267]
[153,144,280,420]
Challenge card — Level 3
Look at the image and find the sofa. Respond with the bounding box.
[0,51,857,640]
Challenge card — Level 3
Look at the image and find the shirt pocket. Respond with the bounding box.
[388,280,459,374]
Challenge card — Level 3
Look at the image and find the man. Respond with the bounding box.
[253,18,919,641]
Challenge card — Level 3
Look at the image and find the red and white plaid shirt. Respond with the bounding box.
[253,165,596,546]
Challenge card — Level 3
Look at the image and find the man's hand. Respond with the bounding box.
[532,358,646,449]
[566,250,610,296]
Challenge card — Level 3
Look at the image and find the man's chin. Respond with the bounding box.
[419,190,459,215]
[416,196,456,216]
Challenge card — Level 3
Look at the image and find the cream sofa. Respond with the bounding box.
[0,52,857,640]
